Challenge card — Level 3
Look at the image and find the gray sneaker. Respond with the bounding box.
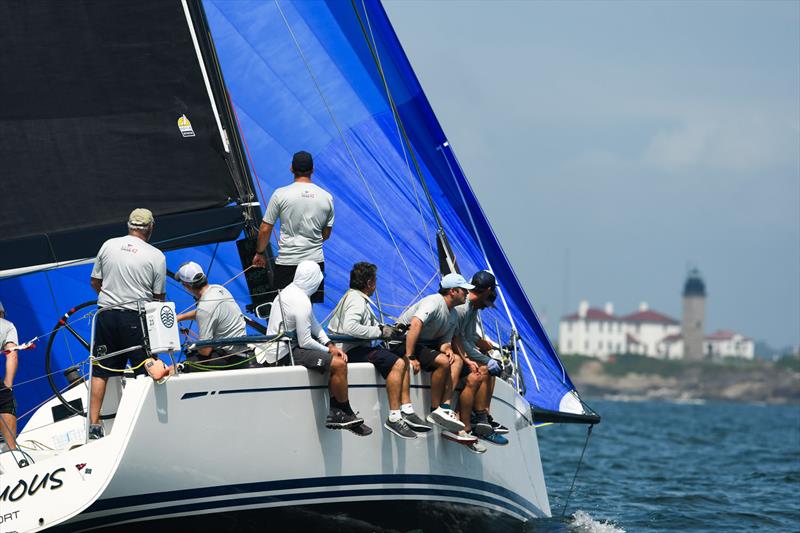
[402,412,432,432]
[325,408,364,429]
[88,424,104,440]
[384,418,417,439]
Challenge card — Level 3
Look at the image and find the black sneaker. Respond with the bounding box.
[384,418,417,439]
[402,412,432,432]
[488,414,509,434]
[88,424,104,440]
[326,408,364,429]
[348,422,374,437]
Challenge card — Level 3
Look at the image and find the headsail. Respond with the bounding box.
[1,0,593,421]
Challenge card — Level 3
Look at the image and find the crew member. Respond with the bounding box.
[263,261,368,433]
[328,262,432,440]
[252,151,333,303]
[89,208,166,439]
[395,273,477,444]
[175,262,254,372]
[0,302,19,450]
[454,270,509,445]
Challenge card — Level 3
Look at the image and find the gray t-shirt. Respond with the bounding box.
[196,284,246,354]
[398,294,457,347]
[0,318,19,349]
[91,235,167,311]
[263,182,334,265]
[454,300,489,363]
[327,289,381,353]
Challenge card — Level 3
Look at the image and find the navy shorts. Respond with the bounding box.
[0,384,16,416]
[278,347,332,373]
[390,343,442,372]
[348,345,401,379]
[92,309,149,378]
[274,262,325,304]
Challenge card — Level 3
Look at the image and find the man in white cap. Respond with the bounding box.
[88,208,166,438]
[175,262,253,371]
[0,302,19,450]
[395,273,482,449]
[251,151,333,303]
[263,261,369,433]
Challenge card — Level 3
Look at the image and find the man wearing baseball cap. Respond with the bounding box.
[252,151,334,303]
[174,262,253,371]
[454,270,509,446]
[0,301,19,450]
[395,273,484,450]
[89,208,166,439]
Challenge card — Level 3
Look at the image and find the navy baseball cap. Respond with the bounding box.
[291,151,313,174]
[471,270,496,290]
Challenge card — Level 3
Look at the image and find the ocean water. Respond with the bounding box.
[534,399,800,532]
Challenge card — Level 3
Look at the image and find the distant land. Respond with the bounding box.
[563,354,800,405]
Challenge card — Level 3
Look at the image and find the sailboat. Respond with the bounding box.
[0,1,599,531]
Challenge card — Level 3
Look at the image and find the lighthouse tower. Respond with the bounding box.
[682,268,706,359]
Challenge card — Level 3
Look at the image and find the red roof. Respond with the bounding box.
[620,309,678,325]
[661,334,682,343]
[705,329,742,341]
[562,308,616,321]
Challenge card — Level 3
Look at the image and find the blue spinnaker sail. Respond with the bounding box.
[2,0,581,422]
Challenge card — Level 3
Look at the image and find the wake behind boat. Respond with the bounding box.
[0,1,598,531]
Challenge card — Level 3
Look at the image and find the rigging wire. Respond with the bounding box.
[561,424,594,518]
[273,0,420,294]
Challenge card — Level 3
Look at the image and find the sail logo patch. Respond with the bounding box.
[178,114,195,138]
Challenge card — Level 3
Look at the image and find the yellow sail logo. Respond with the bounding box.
[178,114,195,138]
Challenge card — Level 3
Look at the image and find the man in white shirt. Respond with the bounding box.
[252,151,333,303]
[89,208,166,438]
[0,302,19,450]
[175,262,255,372]
[328,262,432,439]
[396,273,482,447]
[264,261,368,432]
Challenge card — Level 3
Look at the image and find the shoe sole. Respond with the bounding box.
[384,422,417,440]
[477,435,509,446]
[326,418,364,429]
[403,418,433,432]
[348,425,374,437]
[466,443,487,454]
[441,431,478,444]
[427,412,465,433]
[492,426,510,434]
[473,422,493,437]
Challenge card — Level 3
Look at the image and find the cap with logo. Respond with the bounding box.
[440,273,475,290]
[291,151,313,174]
[175,261,206,284]
[128,208,154,228]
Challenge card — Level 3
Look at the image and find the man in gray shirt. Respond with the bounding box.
[0,302,19,450]
[395,273,481,444]
[175,262,254,371]
[252,151,333,303]
[89,208,166,438]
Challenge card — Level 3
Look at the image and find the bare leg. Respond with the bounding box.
[474,366,490,412]
[429,354,450,409]
[90,376,108,425]
[444,356,462,406]
[458,371,482,433]
[328,357,349,403]
[400,357,412,405]
[0,413,17,450]
[487,375,496,413]
[385,357,406,410]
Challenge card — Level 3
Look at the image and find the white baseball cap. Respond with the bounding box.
[440,273,475,290]
[128,208,154,228]
[175,261,205,284]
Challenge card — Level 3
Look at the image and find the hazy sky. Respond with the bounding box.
[383,0,800,348]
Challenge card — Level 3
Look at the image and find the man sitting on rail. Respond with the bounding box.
[454,271,509,446]
[394,273,479,444]
[0,302,19,451]
[264,261,368,432]
[175,262,256,372]
[328,262,432,440]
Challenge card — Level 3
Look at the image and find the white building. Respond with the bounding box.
[704,330,755,360]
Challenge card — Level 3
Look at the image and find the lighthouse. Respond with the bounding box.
[682,268,706,359]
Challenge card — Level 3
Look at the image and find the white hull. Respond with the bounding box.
[2,364,550,532]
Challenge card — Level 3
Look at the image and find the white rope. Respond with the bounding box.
[273,0,419,293]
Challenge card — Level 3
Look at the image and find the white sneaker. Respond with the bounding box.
[426,407,465,432]
[466,441,487,454]
[441,429,478,444]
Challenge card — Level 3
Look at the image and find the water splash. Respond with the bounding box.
[570,510,625,533]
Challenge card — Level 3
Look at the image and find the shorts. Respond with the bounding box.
[348,345,400,379]
[391,343,442,372]
[0,384,16,416]
[274,262,325,303]
[92,309,149,378]
[279,346,332,373]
